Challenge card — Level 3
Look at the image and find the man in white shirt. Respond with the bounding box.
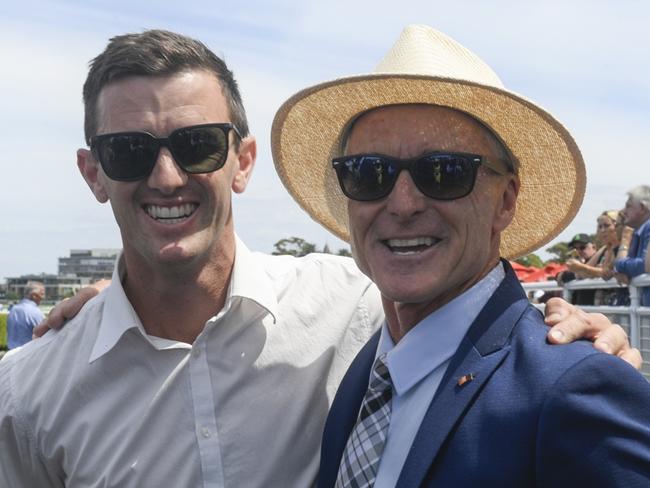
[1,29,384,487]
[0,29,638,487]
[270,25,650,486]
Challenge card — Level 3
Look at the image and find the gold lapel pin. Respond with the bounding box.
[457,373,475,387]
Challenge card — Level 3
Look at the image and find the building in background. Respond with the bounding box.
[58,249,119,281]
[4,249,118,301]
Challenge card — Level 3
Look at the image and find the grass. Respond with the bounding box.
[0,312,7,350]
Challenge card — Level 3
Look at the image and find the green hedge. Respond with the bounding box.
[0,313,7,350]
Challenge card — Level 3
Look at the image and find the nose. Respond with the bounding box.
[147,148,188,194]
[385,171,427,219]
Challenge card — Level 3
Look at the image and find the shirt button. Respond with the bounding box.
[192,348,201,358]
[201,427,211,438]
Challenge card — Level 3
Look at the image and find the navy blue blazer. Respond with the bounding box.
[319,261,650,487]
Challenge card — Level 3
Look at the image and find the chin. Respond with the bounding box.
[154,243,200,264]
[380,279,444,305]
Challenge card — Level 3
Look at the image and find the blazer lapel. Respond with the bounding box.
[397,261,531,487]
[318,331,381,488]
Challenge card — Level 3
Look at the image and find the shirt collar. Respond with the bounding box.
[89,254,144,363]
[377,262,505,396]
[635,218,650,236]
[228,235,279,323]
[89,236,279,363]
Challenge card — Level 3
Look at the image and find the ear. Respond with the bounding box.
[231,136,257,194]
[493,175,520,233]
[77,148,109,203]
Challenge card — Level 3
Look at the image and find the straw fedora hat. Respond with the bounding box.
[271,24,585,258]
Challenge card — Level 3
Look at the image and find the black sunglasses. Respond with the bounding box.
[90,123,241,181]
[332,151,509,202]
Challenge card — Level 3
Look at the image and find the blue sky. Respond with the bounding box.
[1,0,649,278]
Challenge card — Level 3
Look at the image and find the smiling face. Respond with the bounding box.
[345,105,518,329]
[77,70,256,275]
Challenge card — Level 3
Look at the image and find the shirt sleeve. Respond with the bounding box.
[28,304,45,327]
[0,358,64,487]
[537,353,650,486]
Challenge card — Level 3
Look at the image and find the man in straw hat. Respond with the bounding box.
[3,28,637,487]
[272,25,650,486]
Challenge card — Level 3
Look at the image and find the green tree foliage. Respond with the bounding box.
[514,253,545,268]
[272,237,317,257]
[272,237,352,257]
[545,241,571,263]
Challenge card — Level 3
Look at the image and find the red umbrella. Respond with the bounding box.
[509,262,567,283]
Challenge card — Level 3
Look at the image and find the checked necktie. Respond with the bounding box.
[335,354,393,488]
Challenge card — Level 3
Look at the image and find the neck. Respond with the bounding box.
[637,214,650,229]
[383,256,501,343]
[122,243,236,344]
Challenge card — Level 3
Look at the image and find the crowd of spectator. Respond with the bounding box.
[550,185,650,306]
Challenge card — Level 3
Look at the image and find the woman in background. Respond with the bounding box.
[567,210,632,305]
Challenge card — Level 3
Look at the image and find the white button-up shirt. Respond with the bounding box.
[0,238,383,487]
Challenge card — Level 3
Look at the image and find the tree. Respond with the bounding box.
[545,242,571,263]
[514,253,544,268]
[272,237,353,257]
[272,237,317,257]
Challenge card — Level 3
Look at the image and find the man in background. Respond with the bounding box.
[7,281,45,349]
[568,233,597,263]
[615,185,650,305]
[556,233,598,304]
[556,233,597,283]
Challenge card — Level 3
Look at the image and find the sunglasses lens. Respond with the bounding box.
[334,153,479,201]
[334,156,397,201]
[412,154,477,200]
[170,126,230,174]
[94,133,158,181]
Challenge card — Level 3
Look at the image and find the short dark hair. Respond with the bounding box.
[82,29,249,147]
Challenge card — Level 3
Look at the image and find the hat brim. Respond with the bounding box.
[271,74,585,259]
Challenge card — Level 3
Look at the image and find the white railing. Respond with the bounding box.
[522,274,650,380]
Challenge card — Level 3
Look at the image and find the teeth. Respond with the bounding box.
[145,204,197,222]
[384,236,439,255]
[386,237,435,247]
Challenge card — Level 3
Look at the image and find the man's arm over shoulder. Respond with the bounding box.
[0,359,64,487]
[34,279,109,337]
[537,353,650,486]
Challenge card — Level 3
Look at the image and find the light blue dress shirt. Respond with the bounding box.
[7,298,44,349]
[374,263,505,488]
